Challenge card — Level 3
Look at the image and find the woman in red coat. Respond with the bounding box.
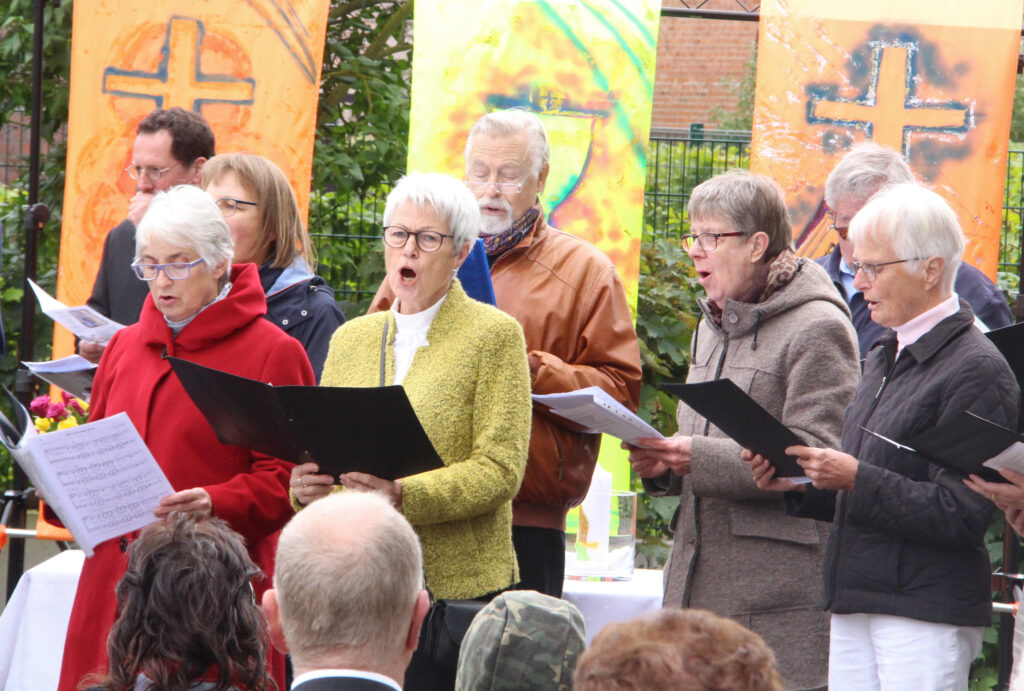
[57,185,315,690]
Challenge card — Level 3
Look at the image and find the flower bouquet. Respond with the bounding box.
[29,391,89,433]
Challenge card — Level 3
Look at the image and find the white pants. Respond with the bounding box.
[828,613,983,691]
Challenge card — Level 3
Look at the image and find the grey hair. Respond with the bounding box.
[688,169,794,260]
[825,143,915,209]
[274,492,424,663]
[464,109,550,177]
[383,172,479,253]
[135,185,234,279]
[849,183,963,292]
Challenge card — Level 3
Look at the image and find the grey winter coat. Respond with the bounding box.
[645,258,860,691]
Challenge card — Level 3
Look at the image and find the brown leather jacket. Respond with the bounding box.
[370,209,642,530]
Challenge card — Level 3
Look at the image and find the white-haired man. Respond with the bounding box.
[818,142,1011,356]
[371,109,642,597]
[263,492,430,690]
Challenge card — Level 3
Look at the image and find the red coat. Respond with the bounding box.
[57,264,314,691]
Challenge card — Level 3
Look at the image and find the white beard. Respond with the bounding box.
[478,195,514,235]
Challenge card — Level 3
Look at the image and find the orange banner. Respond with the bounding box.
[750,0,1022,278]
[55,0,330,357]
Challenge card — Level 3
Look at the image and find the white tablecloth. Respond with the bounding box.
[0,549,84,691]
[562,568,664,645]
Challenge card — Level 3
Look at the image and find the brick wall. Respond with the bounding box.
[652,2,758,131]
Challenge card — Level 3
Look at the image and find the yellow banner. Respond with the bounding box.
[55,0,330,357]
[407,0,661,491]
[750,0,1022,278]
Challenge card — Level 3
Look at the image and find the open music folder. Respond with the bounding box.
[167,357,444,482]
[661,379,810,480]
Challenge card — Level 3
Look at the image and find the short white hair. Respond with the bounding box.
[464,109,549,177]
[274,492,423,663]
[135,185,234,270]
[825,143,915,210]
[383,172,479,253]
[849,183,963,292]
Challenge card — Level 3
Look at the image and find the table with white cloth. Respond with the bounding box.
[0,549,84,691]
[562,568,664,645]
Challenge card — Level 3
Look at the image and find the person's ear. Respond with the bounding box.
[211,257,230,281]
[188,157,208,186]
[749,231,770,263]
[922,256,944,289]
[453,240,472,271]
[261,589,290,654]
[536,162,549,196]
[406,589,430,653]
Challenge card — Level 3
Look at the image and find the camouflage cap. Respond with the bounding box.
[455,590,586,691]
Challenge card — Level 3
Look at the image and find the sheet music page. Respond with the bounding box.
[27,412,173,556]
[533,387,664,444]
[984,442,1024,475]
[28,279,124,344]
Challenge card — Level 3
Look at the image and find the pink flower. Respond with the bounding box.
[44,400,67,420]
[68,398,85,416]
[29,396,50,417]
[60,391,74,404]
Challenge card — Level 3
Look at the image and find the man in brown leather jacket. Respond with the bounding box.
[372,109,641,596]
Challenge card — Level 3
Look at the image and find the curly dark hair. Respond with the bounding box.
[83,513,274,691]
[137,107,216,166]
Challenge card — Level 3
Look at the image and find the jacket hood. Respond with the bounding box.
[698,257,851,339]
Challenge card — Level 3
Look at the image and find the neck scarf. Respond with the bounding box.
[479,207,539,257]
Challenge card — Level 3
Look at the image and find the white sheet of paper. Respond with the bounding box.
[19,413,172,556]
[28,279,124,345]
[984,442,1024,475]
[22,355,96,374]
[533,386,664,444]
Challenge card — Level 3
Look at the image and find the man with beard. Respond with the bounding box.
[371,109,641,597]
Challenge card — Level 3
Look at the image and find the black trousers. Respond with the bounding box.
[512,525,565,598]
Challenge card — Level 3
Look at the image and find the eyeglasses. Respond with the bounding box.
[825,211,850,240]
[681,231,746,252]
[131,257,206,281]
[382,225,453,253]
[464,179,527,194]
[215,197,258,217]
[125,162,182,183]
[848,257,925,281]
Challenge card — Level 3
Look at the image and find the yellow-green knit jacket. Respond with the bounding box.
[319,281,531,599]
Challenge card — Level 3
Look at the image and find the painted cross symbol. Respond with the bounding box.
[103,16,254,112]
[807,43,971,153]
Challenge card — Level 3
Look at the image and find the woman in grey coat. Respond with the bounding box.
[626,170,861,691]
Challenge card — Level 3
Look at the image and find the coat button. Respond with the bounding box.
[282,319,289,325]
[301,310,308,316]
[727,312,738,324]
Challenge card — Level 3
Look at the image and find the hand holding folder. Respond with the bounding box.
[168,357,444,482]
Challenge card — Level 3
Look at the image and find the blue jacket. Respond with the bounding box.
[815,248,1012,357]
[260,264,345,382]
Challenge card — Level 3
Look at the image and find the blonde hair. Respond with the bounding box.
[201,153,315,269]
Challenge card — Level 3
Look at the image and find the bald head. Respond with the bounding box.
[273,492,424,665]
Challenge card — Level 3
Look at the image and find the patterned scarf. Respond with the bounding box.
[479,207,539,257]
[707,248,800,325]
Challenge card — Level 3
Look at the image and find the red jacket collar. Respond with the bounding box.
[137,263,268,354]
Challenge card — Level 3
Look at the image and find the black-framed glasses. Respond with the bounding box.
[382,225,453,252]
[848,257,925,281]
[215,197,258,217]
[131,257,206,281]
[681,231,746,252]
[125,162,182,183]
